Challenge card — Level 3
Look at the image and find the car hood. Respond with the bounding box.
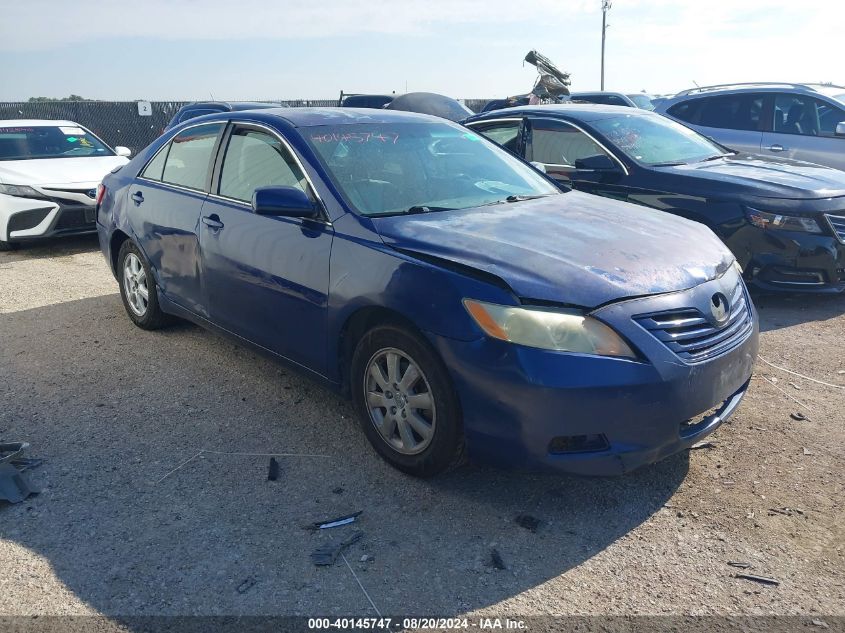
[659,154,845,200]
[371,191,734,308]
[0,156,129,186]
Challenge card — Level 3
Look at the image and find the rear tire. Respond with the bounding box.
[0,239,19,251]
[351,324,466,477]
[117,240,169,330]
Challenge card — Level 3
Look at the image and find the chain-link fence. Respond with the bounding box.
[0,99,492,156]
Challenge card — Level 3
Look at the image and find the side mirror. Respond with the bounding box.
[836,122,845,137]
[574,154,617,171]
[252,186,318,218]
[530,161,547,173]
[115,146,132,157]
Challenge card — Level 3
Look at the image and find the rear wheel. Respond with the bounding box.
[117,241,169,330]
[351,324,465,477]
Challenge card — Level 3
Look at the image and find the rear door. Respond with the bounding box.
[130,122,224,316]
[199,122,334,373]
[761,93,845,170]
[668,93,765,154]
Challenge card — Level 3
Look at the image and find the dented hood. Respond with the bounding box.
[371,191,734,308]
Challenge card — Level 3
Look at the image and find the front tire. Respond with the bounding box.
[351,324,465,477]
[117,241,169,330]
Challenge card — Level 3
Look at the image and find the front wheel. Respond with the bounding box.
[351,324,465,477]
[117,241,169,330]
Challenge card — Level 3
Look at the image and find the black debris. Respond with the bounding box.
[790,412,807,421]
[307,510,363,530]
[727,561,751,569]
[490,548,506,570]
[332,487,344,495]
[236,576,257,594]
[311,530,364,566]
[515,513,543,533]
[267,457,280,481]
[735,573,779,586]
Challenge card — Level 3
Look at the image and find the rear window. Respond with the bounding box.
[141,123,223,191]
[0,125,113,161]
[696,94,763,131]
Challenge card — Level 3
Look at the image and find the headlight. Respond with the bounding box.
[746,208,822,234]
[463,299,636,358]
[0,184,46,199]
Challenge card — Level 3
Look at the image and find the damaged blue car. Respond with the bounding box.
[97,108,758,477]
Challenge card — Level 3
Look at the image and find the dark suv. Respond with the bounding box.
[164,101,285,131]
[656,83,845,171]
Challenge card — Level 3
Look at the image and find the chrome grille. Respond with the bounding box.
[826,213,845,243]
[635,279,753,363]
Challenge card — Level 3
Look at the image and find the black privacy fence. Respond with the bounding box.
[0,99,490,156]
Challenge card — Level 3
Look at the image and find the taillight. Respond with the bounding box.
[96,183,106,206]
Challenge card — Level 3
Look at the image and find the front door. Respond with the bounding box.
[523,117,630,201]
[199,123,333,374]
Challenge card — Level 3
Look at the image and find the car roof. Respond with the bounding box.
[0,119,83,127]
[569,91,627,97]
[178,101,281,111]
[204,106,447,127]
[671,82,845,99]
[468,103,650,122]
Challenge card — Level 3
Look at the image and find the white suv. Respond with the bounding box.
[0,119,131,250]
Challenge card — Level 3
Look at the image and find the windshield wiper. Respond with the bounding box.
[372,205,454,217]
[699,153,734,162]
[650,161,687,167]
[505,194,553,202]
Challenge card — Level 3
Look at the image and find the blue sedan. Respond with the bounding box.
[97,108,758,477]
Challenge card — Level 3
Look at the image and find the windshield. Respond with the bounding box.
[0,125,114,161]
[305,122,560,216]
[591,114,726,166]
[627,94,655,110]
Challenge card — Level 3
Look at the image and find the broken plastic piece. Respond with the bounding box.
[727,561,751,569]
[311,530,363,566]
[268,457,280,481]
[0,463,38,504]
[689,441,716,450]
[735,573,779,586]
[790,412,807,421]
[490,548,506,570]
[308,510,363,530]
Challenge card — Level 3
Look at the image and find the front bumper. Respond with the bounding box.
[729,224,845,294]
[429,269,759,476]
[1,194,97,243]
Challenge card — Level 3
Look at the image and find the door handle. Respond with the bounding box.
[201,214,224,230]
[130,191,144,205]
[768,144,786,152]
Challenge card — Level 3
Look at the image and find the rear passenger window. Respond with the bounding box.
[140,145,168,181]
[697,95,763,131]
[667,99,702,124]
[218,128,308,203]
[161,123,223,191]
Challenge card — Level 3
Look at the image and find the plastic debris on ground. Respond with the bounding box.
[0,442,42,504]
[311,530,363,566]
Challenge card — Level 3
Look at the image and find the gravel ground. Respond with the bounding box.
[0,236,843,621]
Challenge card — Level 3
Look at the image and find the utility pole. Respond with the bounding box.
[601,0,612,90]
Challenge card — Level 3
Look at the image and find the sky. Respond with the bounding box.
[0,0,842,102]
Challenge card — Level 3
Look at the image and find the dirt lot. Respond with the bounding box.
[1,236,843,622]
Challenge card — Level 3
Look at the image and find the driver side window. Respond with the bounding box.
[529,120,610,167]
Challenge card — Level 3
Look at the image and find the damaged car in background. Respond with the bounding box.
[465,105,845,293]
[97,107,757,477]
[0,120,130,250]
